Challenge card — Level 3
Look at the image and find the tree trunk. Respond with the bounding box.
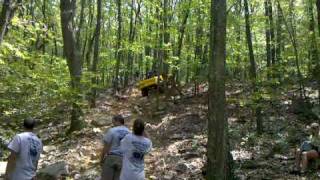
[276,2,283,65]
[265,0,272,70]
[207,0,227,179]
[76,0,86,53]
[0,0,12,44]
[244,0,257,80]
[90,0,102,108]
[114,0,122,93]
[173,0,191,83]
[277,0,305,98]
[244,0,263,134]
[315,0,320,103]
[60,0,84,132]
[163,0,170,76]
[268,0,276,65]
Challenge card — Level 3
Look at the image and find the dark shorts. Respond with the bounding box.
[101,155,123,180]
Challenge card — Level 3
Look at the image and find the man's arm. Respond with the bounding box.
[5,150,17,179]
[100,143,111,164]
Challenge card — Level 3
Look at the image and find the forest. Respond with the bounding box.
[0,0,320,179]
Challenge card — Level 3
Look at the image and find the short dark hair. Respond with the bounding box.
[133,119,145,136]
[23,118,36,130]
[113,115,125,124]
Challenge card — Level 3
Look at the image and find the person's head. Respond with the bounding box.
[112,115,125,126]
[23,117,36,131]
[310,122,320,135]
[133,119,145,136]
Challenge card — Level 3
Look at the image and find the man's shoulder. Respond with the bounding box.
[113,126,129,132]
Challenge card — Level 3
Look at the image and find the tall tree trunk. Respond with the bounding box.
[125,0,141,86]
[193,7,204,95]
[235,0,242,78]
[277,0,305,98]
[0,0,12,44]
[244,0,257,80]
[90,0,102,107]
[265,0,272,71]
[60,0,84,132]
[244,0,263,134]
[163,0,170,76]
[76,0,86,54]
[276,2,283,65]
[114,0,122,91]
[42,0,47,54]
[173,0,191,83]
[268,0,276,66]
[114,0,122,93]
[207,0,227,179]
[315,0,320,103]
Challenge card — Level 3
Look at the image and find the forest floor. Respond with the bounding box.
[1,83,320,180]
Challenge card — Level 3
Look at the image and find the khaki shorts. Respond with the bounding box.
[101,155,123,180]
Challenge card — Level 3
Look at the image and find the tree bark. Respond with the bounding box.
[316,0,320,103]
[244,0,257,80]
[60,0,84,132]
[0,0,12,44]
[268,0,276,65]
[244,0,263,134]
[207,0,227,179]
[277,0,305,98]
[173,0,191,83]
[265,0,272,70]
[114,0,122,92]
[276,2,283,64]
[90,0,102,107]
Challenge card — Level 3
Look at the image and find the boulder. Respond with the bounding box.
[163,171,177,180]
[37,161,68,180]
[80,168,100,180]
[175,162,189,173]
[91,116,113,127]
[43,146,56,154]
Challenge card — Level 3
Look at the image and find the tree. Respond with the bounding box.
[60,0,84,132]
[114,0,122,92]
[244,0,263,134]
[207,0,227,179]
[0,0,21,45]
[89,0,102,107]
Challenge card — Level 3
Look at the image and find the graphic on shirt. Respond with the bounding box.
[28,137,41,165]
[128,140,150,172]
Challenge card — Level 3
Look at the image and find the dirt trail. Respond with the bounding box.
[38,86,319,179]
[38,88,207,179]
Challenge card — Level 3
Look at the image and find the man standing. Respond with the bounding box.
[5,118,43,180]
[120,119,152,180]
[100,115,130,180]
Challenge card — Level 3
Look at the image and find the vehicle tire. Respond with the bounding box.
[141,88,149,97]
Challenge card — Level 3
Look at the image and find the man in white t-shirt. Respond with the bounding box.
[5,118,43,180]
[120,119,152,180]
[100,115,130,180]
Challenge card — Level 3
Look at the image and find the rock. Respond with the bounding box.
[43,146,56,154]
[163,171,177,180]
[81,168,100,180]
[183,152,199,160]
[91,116,113,127]
[175,162,189,173]
[74,173,81,180]
[37,161,68,180]
[0,162,7,176]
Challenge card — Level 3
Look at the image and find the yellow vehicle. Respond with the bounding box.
[137,75,164,96]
